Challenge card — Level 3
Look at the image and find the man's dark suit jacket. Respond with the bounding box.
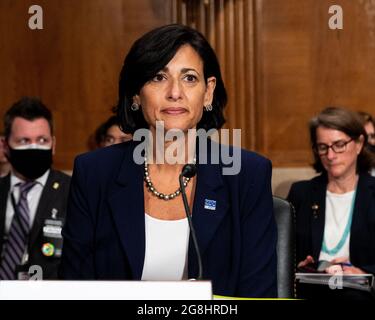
[0,170,71,279]
[288,173,375,274]
[60,140,277,298]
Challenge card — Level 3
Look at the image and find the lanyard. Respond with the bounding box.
[321,188,357,256]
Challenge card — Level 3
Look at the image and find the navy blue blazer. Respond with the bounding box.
[59,140,277,297]
[288,173,375,275]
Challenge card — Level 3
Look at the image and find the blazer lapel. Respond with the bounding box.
[107,140,230,280]
[188,157,229,278]
[350,174,373,254]
[0,175,10,257]
[310,175,327,259]
[108,145,145,280]
[29,170,61,248]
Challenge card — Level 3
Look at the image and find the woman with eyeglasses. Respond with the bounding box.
[287,107,375,300]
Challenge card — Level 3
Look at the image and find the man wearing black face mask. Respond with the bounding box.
[0,97,71,280]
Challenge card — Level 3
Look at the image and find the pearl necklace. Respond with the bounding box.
[144,156,195,201]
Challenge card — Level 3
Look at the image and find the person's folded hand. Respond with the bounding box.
[297,255,315,268]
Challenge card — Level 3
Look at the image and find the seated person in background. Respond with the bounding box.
[358,111,375,176]
[287,107,375,299]
[0,97,71,280]
[92,116,132,149]
[0,134,11,177]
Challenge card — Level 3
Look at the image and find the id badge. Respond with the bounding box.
[42,218,63,258]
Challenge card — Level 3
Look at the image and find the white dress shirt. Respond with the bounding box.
[4,170,50,234]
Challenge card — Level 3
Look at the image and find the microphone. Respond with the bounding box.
[179,163,203,280]
[181,163,197,178]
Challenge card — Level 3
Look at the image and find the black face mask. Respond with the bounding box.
[7,147,53,180]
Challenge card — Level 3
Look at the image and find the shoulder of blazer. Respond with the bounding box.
[290,174,327,194]
[74,141,134,172]
[204,141,272,191]
[49,170,71,194]
[238,148,272,187]
[215,142,272,174]
[357,172,375,196]
[287,174,327,212]
[0,174,10,190]
[239,147,271,169]
[49,169,71,184]
[360,172,375,187]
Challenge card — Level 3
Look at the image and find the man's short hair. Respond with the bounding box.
[3,97,53,140]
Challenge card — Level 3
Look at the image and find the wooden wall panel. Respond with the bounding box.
[174,0,375,167]
[2,0,375,169]
[256,0,375,166]
[172,0,257,150]
[0,0,173,170]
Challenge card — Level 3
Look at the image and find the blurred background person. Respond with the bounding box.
[0,133,11,177]
[88,115,132,150]
[288,107,375,300]
[0,97,71,280]
[97,115,132,147]
[358,111,375,176]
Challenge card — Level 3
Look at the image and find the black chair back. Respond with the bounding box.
[273,196,295,298]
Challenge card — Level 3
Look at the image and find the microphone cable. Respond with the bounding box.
[179,164,202,280]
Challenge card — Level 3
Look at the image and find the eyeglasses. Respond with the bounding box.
[314,139,353,156]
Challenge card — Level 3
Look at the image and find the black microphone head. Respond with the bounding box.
[181,164,197,178]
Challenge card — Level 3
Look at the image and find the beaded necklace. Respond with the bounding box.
[144,156,196,201]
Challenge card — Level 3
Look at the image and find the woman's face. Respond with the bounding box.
[134,44,216,133]
[316,126,364,180]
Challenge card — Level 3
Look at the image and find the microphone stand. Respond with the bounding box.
[179,165,202,280]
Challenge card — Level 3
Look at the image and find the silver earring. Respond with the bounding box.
[204,104,213,111]
[131,103,139,111]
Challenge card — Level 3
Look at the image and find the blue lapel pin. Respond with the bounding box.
[204,199,216,211]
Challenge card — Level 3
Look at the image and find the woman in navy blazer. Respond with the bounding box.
[60,24,277,298]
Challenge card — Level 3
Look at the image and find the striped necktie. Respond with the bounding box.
[0,181,36,280]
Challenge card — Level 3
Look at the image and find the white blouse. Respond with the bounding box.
[141,213,190,280]
[319,190,355,261]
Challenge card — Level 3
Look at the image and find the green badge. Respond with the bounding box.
[42,243,55,257]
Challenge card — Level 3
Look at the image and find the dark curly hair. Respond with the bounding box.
[115,24,227,134]
[94,115,120,146]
